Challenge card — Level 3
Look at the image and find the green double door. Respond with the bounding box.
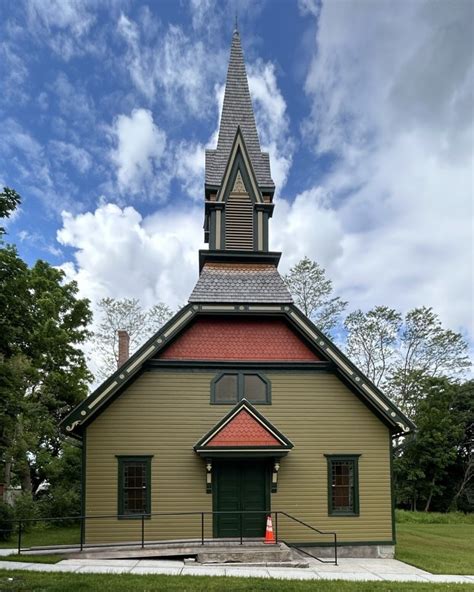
[213,460,270,538]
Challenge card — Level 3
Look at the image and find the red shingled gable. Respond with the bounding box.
[206,409,281,446]
[159,317,320,361]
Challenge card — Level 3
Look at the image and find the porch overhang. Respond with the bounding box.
[193,399,293,459]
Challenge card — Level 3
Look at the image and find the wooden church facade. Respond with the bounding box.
[62,29,414,556]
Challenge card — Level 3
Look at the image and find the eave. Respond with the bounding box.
[61,302,415,438]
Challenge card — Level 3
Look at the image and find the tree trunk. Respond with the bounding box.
[4,460,11,489]
[424,478,436,512]
[21,466,32,494]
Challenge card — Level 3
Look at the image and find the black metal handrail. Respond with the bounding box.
[4,510,337,565]
[276,511,337,565]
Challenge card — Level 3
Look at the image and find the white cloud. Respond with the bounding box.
[110,108,167,196]
[248,60,294,192]
[26,0,99,60]
[49,140,92,173]
[174,141,206,201]
[286,0,474,337]
[57,202,204,310]
[117,13,225,117]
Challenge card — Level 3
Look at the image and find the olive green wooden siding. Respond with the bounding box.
[85,370,392,544]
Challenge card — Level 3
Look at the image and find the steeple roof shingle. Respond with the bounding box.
[205,30,275,191]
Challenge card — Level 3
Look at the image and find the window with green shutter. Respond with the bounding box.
[117,456,152,519]
[326,455,360,516]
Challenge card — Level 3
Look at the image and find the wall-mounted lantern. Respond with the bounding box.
[272,460,280,493]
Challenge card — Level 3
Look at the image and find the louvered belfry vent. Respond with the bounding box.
[225,170,254,250]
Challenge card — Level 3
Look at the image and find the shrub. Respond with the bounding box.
[39,487,80,525]
[396,509,474,524]
[13,494,40,531]
[0,501,14,541]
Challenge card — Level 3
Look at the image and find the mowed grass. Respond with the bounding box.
[0,571,473,592]
[396,522,474,575]
[0,554,65,564]
[0,525,79,549]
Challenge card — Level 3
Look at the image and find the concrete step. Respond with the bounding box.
[187,559,310,568]
[197,543,293,564]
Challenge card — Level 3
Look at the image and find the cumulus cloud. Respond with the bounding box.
[57,202,205,310]
[110,108,167,197]
[248,60,294,192]
[287,0,473,336]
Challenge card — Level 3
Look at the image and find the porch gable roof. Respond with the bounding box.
[194,399,293,455]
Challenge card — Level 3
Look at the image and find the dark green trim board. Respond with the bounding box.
[390,438,396,544]
[81,430,86,543]
[116,456,153,520]
[290,540,396,548]
[147,360,334,372]
[210,371,271,405]
[199,249,281,270]
[325,455,360,517]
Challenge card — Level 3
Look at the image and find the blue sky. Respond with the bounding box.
[1,0,473,353]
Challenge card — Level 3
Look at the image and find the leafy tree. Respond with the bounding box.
[344,305,470,414]
[283,257,347,334]
[38,441,82,520]
[93,298,173,378]
[394,377,464,511]
[0,187,21,236]
[345,306,402,387]
[449,380,474,511]
[0,192,92,496]
[393,307,471,411]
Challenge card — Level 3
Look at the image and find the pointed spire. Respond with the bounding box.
[205,30,274,191]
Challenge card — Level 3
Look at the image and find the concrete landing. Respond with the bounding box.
[196,542,295,565]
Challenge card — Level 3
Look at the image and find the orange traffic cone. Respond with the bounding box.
[264,514,275,544]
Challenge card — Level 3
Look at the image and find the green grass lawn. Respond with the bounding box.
[0,513,473,578]
[0,525,79,550]
[0,571,472,592]
[395,522,474,575]
[0,554,65,564]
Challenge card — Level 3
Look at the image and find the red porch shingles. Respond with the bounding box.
[206,409,280,447]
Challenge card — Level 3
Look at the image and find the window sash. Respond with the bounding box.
[211,372,271,405]
[326,456,360,516]
[117,456,152,519]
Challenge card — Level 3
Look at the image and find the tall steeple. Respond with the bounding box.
[191,28,291,306]
[203,29,276,254]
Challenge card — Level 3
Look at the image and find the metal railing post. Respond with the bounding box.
[17,520,22,555]
[141,514,145,549]
[239,512,243,545]
[201,513,204,545]
[80,516,84,552]
[334,533,338,566]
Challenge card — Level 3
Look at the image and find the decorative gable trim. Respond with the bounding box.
[194,399,293,455]
[218,127,262,204]
[61,302,415,438]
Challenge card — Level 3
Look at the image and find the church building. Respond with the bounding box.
[62,29,414,558]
